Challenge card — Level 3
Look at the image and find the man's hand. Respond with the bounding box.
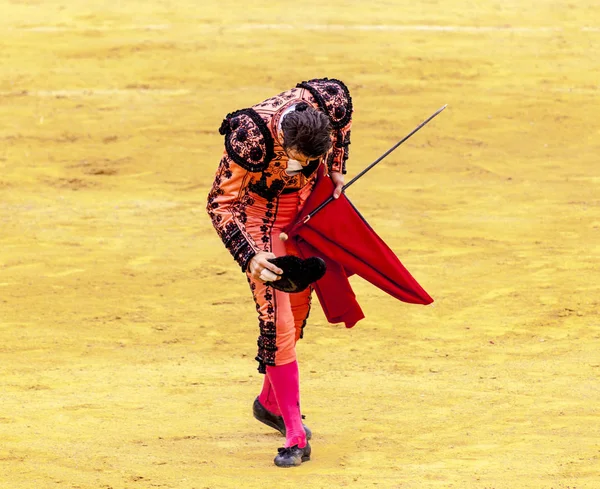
[331,171,345,199]
[248,251,284,282]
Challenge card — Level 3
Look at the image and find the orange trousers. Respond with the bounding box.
[245,188,312,371]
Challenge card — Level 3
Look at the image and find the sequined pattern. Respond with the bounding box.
[296,78,353,130]
[219,108,274,172]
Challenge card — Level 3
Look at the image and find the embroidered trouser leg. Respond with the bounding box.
[245,191,312,371]
[290,286,312,342]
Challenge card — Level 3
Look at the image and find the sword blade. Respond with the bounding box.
[298,104,448,225]
[344,104,447,191]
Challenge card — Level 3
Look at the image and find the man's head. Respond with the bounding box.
[281,106,332,163]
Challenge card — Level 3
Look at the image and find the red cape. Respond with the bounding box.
[288,167,433,328]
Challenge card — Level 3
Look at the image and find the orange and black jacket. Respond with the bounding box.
[206,78,353,271]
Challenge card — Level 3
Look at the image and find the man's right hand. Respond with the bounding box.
[248,251,284,282]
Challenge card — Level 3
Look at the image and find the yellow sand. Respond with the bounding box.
[1,1,598,488]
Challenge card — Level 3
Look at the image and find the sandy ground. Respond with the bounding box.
[1,1,599,488]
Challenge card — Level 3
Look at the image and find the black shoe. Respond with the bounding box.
[252,397,312,440]
[274,443,311,467]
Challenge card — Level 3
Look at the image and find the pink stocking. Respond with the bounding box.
[258,375,281,416]
[266,361,306,448]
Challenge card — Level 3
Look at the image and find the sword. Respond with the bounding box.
[280,104,447,241]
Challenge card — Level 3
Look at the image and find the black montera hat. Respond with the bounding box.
[265,255,326,293]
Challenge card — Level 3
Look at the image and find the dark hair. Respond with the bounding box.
[281,106,332,158]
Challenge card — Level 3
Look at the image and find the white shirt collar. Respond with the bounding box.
[278,104,298,133]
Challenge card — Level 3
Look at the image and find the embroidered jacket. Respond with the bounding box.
[206,78,353,270]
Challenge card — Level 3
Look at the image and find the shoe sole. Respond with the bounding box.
[253,412,286,436]
[254,414,313,441]
[253,398,312,440]
[275,454,310,468]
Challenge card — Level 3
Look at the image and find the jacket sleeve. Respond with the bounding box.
[206,109,275,271]
[206,153,261,271]
[328,119,351,175]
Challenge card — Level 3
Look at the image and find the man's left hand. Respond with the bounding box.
[331,171,344,199]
